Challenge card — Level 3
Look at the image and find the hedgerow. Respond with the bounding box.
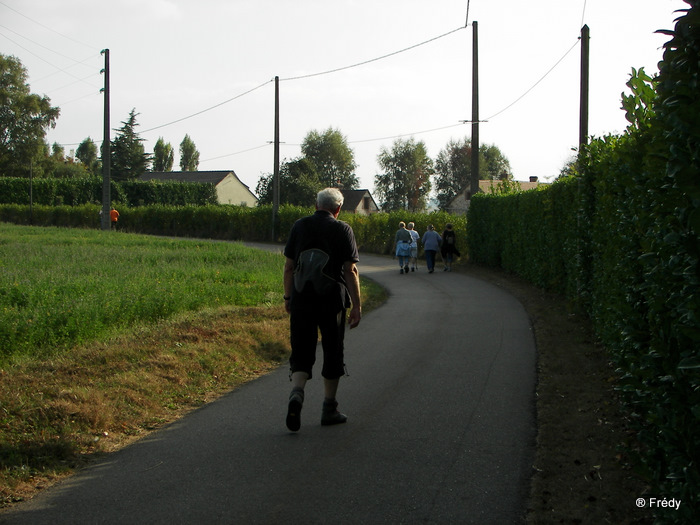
[0,176,217,207]
[467,3,700,521]
[0,203,465,256]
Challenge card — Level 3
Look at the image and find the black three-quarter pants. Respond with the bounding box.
[289,301,347,380]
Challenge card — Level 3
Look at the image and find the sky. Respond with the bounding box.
[0,0,688,195]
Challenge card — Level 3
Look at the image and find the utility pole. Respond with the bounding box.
[271,76,280,242]
[579,25,590,148]
[100,49,111,231]
[470,21,480,201]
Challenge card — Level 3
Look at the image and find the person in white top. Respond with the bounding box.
[407,222,420,272]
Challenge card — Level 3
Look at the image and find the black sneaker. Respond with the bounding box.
[286,389,304,432]
[321,399,347,426]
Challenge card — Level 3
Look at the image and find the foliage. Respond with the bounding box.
[110,109,151,180]
[301,127,358,189]
[75,137,101,176]
[0,176,217,207]
[0,54,60,177]
[467,6,700,519]
[374,137,433,212]
[152,137,174,172]
[179,134,199,171]
[434,138,472,210]
[433,138,513,210]
[255,157,322,206]
[481,144,513,181]
[0,201,467,263]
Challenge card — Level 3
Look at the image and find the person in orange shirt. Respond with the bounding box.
[109,207,120,229]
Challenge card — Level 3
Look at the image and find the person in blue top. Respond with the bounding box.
[421,224,442,273]
[393,221,413,274]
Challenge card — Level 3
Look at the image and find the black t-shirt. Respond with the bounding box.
[284,210,359,309]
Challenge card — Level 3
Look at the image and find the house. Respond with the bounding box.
[141,171,258,207]
[446,177,543,214]
[340,189,379,215]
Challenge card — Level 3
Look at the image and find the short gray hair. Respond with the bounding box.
[317,187,344,211]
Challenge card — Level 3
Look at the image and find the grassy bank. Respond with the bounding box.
[0,224,386,506]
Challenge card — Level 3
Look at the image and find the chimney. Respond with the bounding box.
[529,176,538,183]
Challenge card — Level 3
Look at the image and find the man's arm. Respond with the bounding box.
[343,261,362,328]
[283,257,295,314]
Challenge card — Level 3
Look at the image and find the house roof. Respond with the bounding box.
[141,170,238,185]
[478,180,541,193]
[340,189,376,211]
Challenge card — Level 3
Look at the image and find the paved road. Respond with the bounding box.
[0,252,536,525]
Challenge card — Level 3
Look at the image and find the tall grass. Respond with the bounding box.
[0,224,285,360]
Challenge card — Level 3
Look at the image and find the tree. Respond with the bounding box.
[374,137,433,212]
[301,128,358,189]
[110,108,150,180]
[179,134,199,171]
[76,137,101,176]
[0,54,60,177]
[481,144,512,181]
[153,137,174,172]
[434,138,473,210]
[433,138,513,210]
[255,157,322,205]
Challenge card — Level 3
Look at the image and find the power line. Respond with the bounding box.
[140,80,273,134]
[279,26,466,82]
[200,143,272,163]
[484,38,580,121]
[349,122,468,144]
[0,0,95,51]
[140,25,467,133]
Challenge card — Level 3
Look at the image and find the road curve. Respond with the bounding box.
[0,251,536,525]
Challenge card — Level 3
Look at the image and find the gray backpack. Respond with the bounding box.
[294,248,336,295]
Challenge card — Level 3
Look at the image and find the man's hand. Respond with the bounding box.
[348,305,361,329]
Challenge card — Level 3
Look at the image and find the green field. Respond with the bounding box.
[0,223,386,505]
[0,224,285,360]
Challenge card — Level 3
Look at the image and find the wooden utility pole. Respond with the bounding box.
[100,49,111,231]
[470,21,480,201]
[272,76,280,242]
[579,25,590,148]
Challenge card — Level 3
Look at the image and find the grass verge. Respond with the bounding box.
[0,225,387,507]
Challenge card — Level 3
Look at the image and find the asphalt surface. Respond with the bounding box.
[0,251,537,525]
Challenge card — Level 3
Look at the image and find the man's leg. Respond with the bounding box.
[319,310,348,426]
[286,308,316,432]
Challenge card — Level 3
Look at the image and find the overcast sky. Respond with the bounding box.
[0,0,687,194]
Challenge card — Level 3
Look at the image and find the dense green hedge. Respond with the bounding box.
[0,176,217,207]
[467,5,700,520]
[0,203,466,254]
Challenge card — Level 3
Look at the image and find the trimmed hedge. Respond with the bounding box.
[0,176,217,207]
[467,5,700,520]
[0,203,466,256]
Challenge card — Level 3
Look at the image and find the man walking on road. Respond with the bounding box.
[283,188,362,432]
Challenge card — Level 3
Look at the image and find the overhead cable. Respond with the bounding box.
[484,38,580,121]
[0,0,95,50]
[140,80,273,134]
[279,26,466,82]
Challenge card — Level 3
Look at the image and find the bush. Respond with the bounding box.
[466,5,700,519]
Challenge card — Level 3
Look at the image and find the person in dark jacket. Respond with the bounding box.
[440,223,461,272]
[282,188,362,432]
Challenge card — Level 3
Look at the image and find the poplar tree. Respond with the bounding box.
[179,134,199,171]
[153,137,174,171]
